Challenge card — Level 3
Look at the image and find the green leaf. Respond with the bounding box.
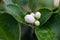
[5,4,25,22]
[0,13,19,40]
[35,27,56,40]
[43,13,60,40]
[3,0,13,5]
[12,0,29,5]
[39,8,53,26]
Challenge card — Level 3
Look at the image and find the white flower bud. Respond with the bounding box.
[30,13,35,17]
[35,12,41,19]
[54,0,59,7]
[35,21,40,26]
[24,15,35,24]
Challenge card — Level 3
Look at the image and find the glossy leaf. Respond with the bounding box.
[0,13,19,40]
[39,8,53,26]
[43,13,60,40]
[5,4,25,22]
[35,27,56,40]
[13,0,29,5]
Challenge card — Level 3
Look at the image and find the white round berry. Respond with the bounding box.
[35,21,40,26]
[35,12,41,19]
[30,13,35,17]
[24,15,35,24]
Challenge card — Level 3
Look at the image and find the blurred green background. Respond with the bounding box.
[0,0,59,12]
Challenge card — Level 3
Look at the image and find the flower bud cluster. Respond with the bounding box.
[24,12,41,26]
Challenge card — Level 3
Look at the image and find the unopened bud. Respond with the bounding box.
[35,12,41,19]
[24,15,35,24]
[35,21,40,26]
